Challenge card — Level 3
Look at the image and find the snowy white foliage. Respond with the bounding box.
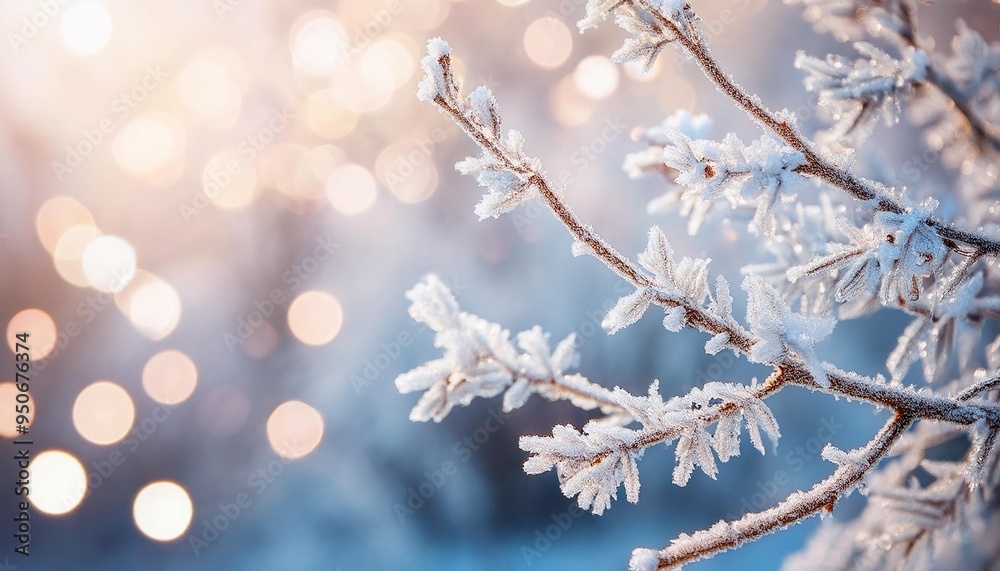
[399,2,1000,570]
[627,129,807,235]
[796,42,927,145]
[519,379,782,514]
[396,276,625,422]
[743,274,836,387]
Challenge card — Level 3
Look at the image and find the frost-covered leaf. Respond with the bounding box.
[416,37,458,102]
[603,288,655,334]
[638,226,676,287]
[796,42,927,145]
[965,420,997,490]
[673,424,718,485]
[520,423,643,514]
[710,275,733,320]
[467,86,501,137]
[743,274,836,386]
[611,8,672,72]
[647,130,806,235]
[675,256,713,303]
[822,443,865,471]
[398,277,614,422]
[705,332,730,355]
[712,412,743,462]
[662,306,686,332]
[625,110,713,179]
[502,377,532,413]
[629,548,661,571]
[874,200,947,304]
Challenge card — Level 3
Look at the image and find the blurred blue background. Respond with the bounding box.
[0,0,995,569]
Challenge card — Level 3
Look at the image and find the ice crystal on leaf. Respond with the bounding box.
[743,274,836,386]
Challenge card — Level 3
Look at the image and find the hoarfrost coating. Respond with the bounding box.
[397,0,1000,569]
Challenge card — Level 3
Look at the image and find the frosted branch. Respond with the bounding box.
[609,0,1000,257]
[629,414,913,571]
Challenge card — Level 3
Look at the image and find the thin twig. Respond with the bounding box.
[957,374,1000,402]
[646,414,914,570]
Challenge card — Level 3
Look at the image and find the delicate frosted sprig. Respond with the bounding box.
[743,274,836,387]
[634,129,806,235]
[520,379,782,514]
[796,42,928,145]
[395,276,627,422]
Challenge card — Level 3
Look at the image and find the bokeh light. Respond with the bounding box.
[523,17,572,69]
[54,224,103,288]
[61,0,113,56]
[574,55,619,99]
[326,164,377,215]
[375,142,439,204]
[36,196,95,254]
[0,382,34,438]
[113,114,182,176]
[287,290,343,346]
[30,451,87,515]
[142,350,198,405]
[73,381,135,445]
[266,400,324,459]
[177,52,244,129]
[116,271,182,340]
[291,12,348,76]
[330,60,394,114]
[201,149,258,210]
[306,89,357,139]
[82,235,137,292]
[133,481,194,541]
[550,75,594,127]
[7,308,58,360]
[360,39,414,94]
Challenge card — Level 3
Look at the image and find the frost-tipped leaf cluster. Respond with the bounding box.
[396,276,622,422]
[789,200,948,308]
[743,274,836,386]
[417,38,540,220]
[603,226,737,338]
[630,128,807,235]
[520,380,781,514]
[796,42,928,144]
